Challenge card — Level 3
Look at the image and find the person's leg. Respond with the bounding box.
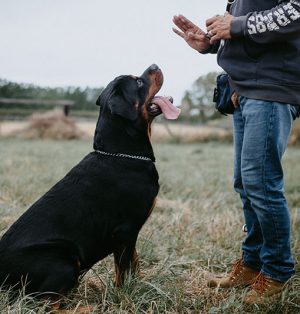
[240,96,294,283]
[207,106,262,288]
[233,105,263,271]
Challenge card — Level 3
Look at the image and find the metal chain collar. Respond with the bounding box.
[94,150,153,162]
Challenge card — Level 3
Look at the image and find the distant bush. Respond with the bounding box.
[180,72,221,122]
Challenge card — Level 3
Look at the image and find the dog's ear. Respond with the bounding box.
[108,80,138,121]
[96,96,101,106]
[96,85,110,107]
[96,80,115,107]
[108,94,138,121]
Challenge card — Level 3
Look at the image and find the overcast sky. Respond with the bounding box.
[0,0,226,104]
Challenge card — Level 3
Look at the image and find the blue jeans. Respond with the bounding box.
[233,96,295,282]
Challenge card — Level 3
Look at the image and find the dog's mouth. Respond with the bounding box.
[148,96,181,120]
[141,65,181,120]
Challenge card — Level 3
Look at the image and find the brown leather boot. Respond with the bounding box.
[207,258,260,288]
[244,273,285,305]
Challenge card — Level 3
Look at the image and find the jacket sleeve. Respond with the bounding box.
[200,42,220,54]
[230,0,300,43]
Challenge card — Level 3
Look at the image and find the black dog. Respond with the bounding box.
[0,64,180,297]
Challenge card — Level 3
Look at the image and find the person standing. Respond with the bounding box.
[173,0,300,305]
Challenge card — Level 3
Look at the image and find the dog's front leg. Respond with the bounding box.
[113,241,140,287]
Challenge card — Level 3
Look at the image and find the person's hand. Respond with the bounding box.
[172,14,211,52]
[231,92,239,108]
[206,12,234,44]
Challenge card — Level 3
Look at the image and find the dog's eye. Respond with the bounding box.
[136,79,143,88]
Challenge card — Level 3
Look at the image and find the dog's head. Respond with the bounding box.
[96,64,180,126]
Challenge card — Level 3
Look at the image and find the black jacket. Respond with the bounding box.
[217,0,300,106]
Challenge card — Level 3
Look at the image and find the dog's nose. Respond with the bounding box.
[141,64,163,82]
[148,64,160,72]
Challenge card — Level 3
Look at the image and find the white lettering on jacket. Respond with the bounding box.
[247,1,300,34]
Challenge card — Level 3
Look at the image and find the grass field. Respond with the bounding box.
[0,138,299,313]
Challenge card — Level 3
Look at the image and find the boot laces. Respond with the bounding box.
[251,273,269,293]
[230,258,244,279]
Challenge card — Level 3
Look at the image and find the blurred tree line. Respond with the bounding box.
[0,72,220,121]
[0,79,103,111]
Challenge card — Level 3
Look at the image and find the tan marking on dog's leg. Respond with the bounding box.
[54,306,97,314]
[132,248,140,275]
[114,253,123,287]
[148,197,157,217]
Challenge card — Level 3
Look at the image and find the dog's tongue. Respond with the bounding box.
[151,96,181,120]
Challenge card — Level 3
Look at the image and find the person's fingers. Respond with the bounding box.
[173,14,206,36]
[206,16,219,27]
[206,20,219,32]
[205,31,213,39]
[172,27,186,39]
[173,15,189,32]
[177,14,199,29]
[206,25,213,32]
[210,33,220,44]
[187,32,206,41]
[231,92,239,108]
[178,14,205,33]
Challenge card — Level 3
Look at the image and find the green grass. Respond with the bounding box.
[0,138,299,313]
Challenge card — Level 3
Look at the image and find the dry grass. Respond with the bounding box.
[2,115,300,145]
[151,123,232,143]
[0,139,299,313]
[1,118,233,143]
